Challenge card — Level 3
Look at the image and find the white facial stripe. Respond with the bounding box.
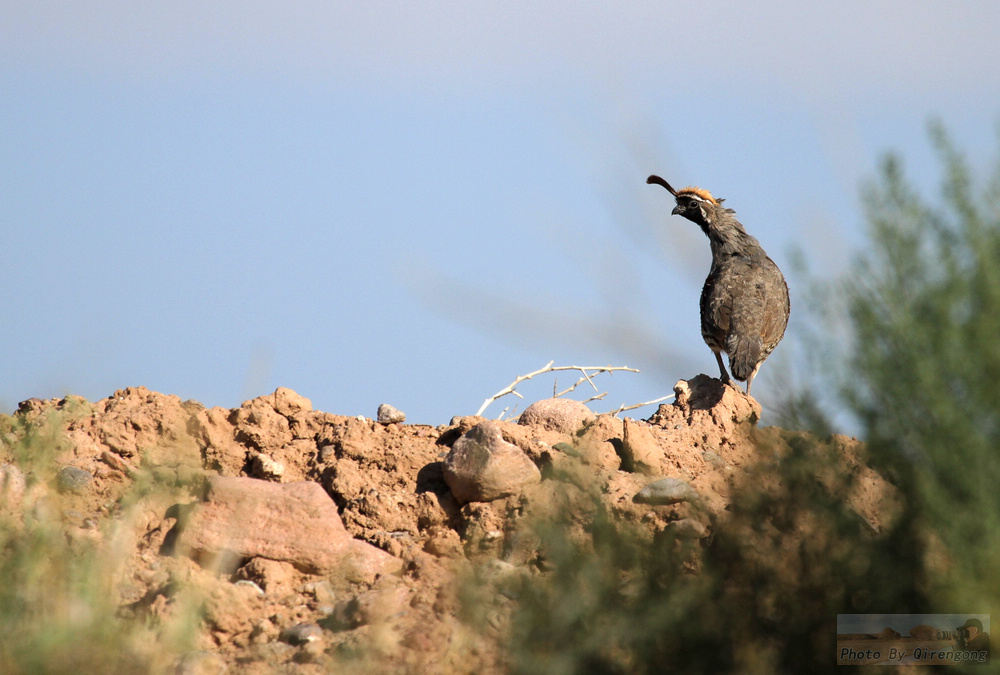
[680,193,710,205]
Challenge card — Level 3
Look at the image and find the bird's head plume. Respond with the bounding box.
[647,174,719,204]
[647,174,725,224]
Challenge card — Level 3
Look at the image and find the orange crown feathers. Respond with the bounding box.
[646,175,719,205]
[676,186,718,204]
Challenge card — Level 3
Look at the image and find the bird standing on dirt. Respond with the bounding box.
[647,175,790,396]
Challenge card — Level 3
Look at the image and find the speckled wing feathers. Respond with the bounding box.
[701,254,789,382]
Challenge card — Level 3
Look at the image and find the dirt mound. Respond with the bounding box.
[0,377,896,673]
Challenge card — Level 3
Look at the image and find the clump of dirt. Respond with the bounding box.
[0,377,897,673]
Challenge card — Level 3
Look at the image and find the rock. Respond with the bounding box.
[377,404,406,424]
[658,374,761,426]
[518,398,595,434]
[443,421,541,504]
[17,397,48,416]
[423,526,464,558]
[279,622,323,645]
[667,518,709,538]
[271,387,312,417]
[303,579,338,606]
[551,442,580,457]
[327,584,410,630]
[175,650,229,675]
[100,450,138,477]
[0,463,26,508]
[352,584,411,624]
[634,477,700,505]
[188,406,247,477]
[93,387,203,467]
[232,580,265,595]
[701,450,724,467]
[620,419,661,474]
[233,395,293,450]
[0,380,902,674]
[237,558,295,594]
[173,476,402,581]
[56,466,93,494]
[250,453,285,481]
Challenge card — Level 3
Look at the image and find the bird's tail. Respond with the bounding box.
[726,334,762,382]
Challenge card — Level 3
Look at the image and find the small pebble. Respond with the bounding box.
[377,404,406,425]
[551,442,580,457]
[234,580,265,595]
[634,477,699,505]
[279,622,323,645]
[56,466,93,494]
[317,445,337,464]
[701,450,724,467]
[302,580,337,605]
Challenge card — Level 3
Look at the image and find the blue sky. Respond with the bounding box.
[2,3,1000,424]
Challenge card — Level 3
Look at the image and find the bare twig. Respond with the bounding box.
[476,361,640,417]
[603,394,675,417]
[553,371,603,398]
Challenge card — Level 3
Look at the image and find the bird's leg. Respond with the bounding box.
[713,351,731,385]
[745,364,761,397]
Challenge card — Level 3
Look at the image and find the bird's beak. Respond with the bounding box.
[671,205,683,216]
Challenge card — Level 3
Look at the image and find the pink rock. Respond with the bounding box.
[518,398,596,433]
[174,476,401,582]
[443,421,541,504]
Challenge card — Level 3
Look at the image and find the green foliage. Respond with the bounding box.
[0,410,194,674]
[843,121,1000,612]
[499,436,923,675]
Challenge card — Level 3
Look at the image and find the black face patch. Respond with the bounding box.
[679,197,706,215]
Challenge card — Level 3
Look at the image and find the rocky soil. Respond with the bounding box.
[0,376,896,673]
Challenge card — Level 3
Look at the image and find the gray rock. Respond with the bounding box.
[377,403,406,424]
[701,450,724,467]
[551,442,581,457]
[519,398,595,433]
[634,477,699,505]
[56,466,93,494]
[443,421,541,504]
[279,622,323,645]
[304,579,337,605]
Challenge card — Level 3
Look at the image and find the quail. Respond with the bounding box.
[647,175,790,396]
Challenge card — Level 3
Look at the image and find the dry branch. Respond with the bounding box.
[476,361,639,417]
[603,394,675,417]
